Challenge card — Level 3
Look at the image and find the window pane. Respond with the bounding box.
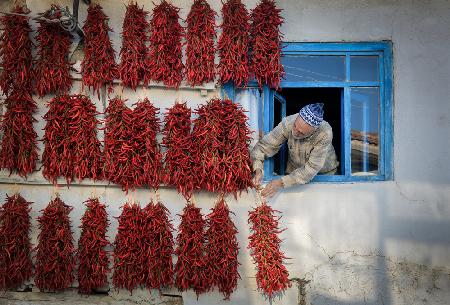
[282,55,345,82]
[351,87,379,175]
[350,56,379,81]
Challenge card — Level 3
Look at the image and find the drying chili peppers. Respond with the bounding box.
[146,0,184,88]
[77,198,110,294]
[175,202,207,297]
[34,5,73,97]
[119,2,149,90]
[191,98,253,196]
[0,6,38,178]
[0,193,33,290]
[217,0,250,87]
[103,97,161,192]
[250,0,285,89]
[162,103,194,199]
[205,198,239,300]
[112,202,146,293]
[81,4,118,97]
[248,200,291,299]
[185,0,216,86]
[34,196,75,292]
[142,200,174,290]
[42,94,103,185]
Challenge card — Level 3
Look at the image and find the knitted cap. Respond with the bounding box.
[299,103,324,128]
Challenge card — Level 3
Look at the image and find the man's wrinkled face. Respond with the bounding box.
[292,116,315,139]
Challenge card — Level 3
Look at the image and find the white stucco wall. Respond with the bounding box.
[1,1,449,305]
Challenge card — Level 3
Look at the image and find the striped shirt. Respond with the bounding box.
[251,114,339,188]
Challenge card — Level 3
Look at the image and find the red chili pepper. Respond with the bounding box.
[0,193,33,290]
[217,0,250,87]
[34,196,75,292]
[81,4,118,98]
[250,0,285,89]
[248,199,291,299]
[77,197,110,294]
[145,0,184,88]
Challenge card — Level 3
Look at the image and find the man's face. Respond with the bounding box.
[292,116,315,139]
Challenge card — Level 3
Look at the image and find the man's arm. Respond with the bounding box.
[251,119,289,176]
[281,131,333,188]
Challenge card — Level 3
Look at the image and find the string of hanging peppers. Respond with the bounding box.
[205,197,240,300]
[0,193,33,290]
[112,202,146,293]
[34,196,75,292]
[248,199,291,298]
[0,7,38,178]
[34,5,72,97]
[77,198,110,294]
[185,0,216,86]
[175,202,207,297]
[42,94,103,185]
[250,0,285,89]
[146,0,184,88]
[81,4,118,97]
[217,0,251,87]
[143,200,174,290]
[119,2,149,90]
[162,103,194,199]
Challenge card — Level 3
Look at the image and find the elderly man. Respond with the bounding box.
[252,103,339,197]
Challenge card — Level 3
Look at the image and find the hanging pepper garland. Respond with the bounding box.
[81,4,118,97]
[0,193,33,290]
[112,202,146,293]
[146,0,184,88]
[205,198,240,300]
[77,198,110,294]
[217,0,250,87]
[119,2,149,90]
[175,202,207,297]
[143,200,174,290]
[103,97,161,192]
[42,94,103,185]
[185,0,216,86]
[162,103,194,199]
[248,199,291,298]
[250,0,285,89]
[34,5,73,97]
[34,197,75,292]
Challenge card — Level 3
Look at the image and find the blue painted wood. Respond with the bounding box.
[344,87,352,177]
[340,89,346,175]
[274,92,287,175]
[251,81,381,88]
[379,52,386,178]
[283,42,391,52]
[383,42,394,180]
[262,85,273,180]
[221,82,235,101]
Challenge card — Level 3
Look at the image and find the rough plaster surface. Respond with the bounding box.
[1,0,450,305]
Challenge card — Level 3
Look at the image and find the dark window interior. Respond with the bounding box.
[273,88,343,176]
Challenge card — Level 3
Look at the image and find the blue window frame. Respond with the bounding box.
[222,42,393,183]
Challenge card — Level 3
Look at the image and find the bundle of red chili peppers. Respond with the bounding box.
[191,98,253,196]
[0,6,38,177]
[185,0,216,86]
[34,5,72,97]
[81,4,118,97]
[250,0,285,89]
[142,200,174,290]
[205,198,239,299]
[217,0,250,87]
[112,202,146,293]
[119,2,149,90]
[248,200,291,298]
[162,103,194,199]
[146,0,184,88]
[175,203,207,297]
[77,198,110,294]
[34,196,75,292]
[42,94,103,185]
[103,97,161,192]
[0,193,33,290]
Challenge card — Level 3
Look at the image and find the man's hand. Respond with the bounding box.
[261,179,283,198]
[253,169,263,187]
